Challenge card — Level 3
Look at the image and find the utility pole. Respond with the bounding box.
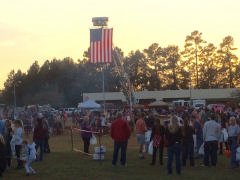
[13,81,21,120]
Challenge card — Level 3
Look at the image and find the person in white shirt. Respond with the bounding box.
[203,113,220,166]
[22,140,37,176]
[227,116,240,169]
[13,120,24,169]
[101,115,106,127]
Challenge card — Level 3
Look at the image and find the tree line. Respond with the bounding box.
[0,30,239,107]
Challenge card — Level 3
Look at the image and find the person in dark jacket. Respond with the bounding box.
[33,118,45,161]
[43,118,50,153]
[219,112,229,155]
[149,118,165,165]
[110,112,131,167]
[146,113,154,129]
[182,116,195,167]
[166,115,182,175]
[81,116,92,153]
[192,115,203,158]
[0,135,7,177]
[4,120,12,169]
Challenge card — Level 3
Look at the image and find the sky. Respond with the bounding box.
[1,0,240,89]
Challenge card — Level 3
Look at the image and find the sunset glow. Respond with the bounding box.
[1,0,240,88]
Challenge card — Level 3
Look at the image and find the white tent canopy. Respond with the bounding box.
[148,100,168,107]
[78,100,101,109]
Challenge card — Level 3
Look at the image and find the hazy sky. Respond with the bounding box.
[1,0,240,89]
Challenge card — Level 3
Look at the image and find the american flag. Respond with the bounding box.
[90,28,113,63]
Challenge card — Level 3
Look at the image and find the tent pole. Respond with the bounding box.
[102,64,106,114]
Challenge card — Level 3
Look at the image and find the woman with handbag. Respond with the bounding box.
[149,118,165,165]
[81,116,92,153]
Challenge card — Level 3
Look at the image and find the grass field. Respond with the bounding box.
[2,130,240,180]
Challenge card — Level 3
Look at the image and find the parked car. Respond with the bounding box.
[59,108,76,116]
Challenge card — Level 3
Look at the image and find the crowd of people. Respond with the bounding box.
[1,104,240,177]
[110,106,240,175]
[0,116,50,177]
[0,105,71,136]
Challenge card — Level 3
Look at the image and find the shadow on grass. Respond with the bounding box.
[3,149,240,180]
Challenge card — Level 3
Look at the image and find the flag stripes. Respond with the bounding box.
[90,28,113,63]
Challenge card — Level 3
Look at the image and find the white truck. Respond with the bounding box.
[170,99,206,111]
[192,100,206,110]
[171,100,191,112]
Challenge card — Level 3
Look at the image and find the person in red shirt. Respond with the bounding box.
[136,112,147,159]
[110,112,131,167]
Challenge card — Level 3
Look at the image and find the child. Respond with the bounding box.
[22,140,36,176]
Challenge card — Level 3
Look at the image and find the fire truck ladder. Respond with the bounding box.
[112,49,137,105]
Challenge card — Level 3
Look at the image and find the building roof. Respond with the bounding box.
[83,88,240,103]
